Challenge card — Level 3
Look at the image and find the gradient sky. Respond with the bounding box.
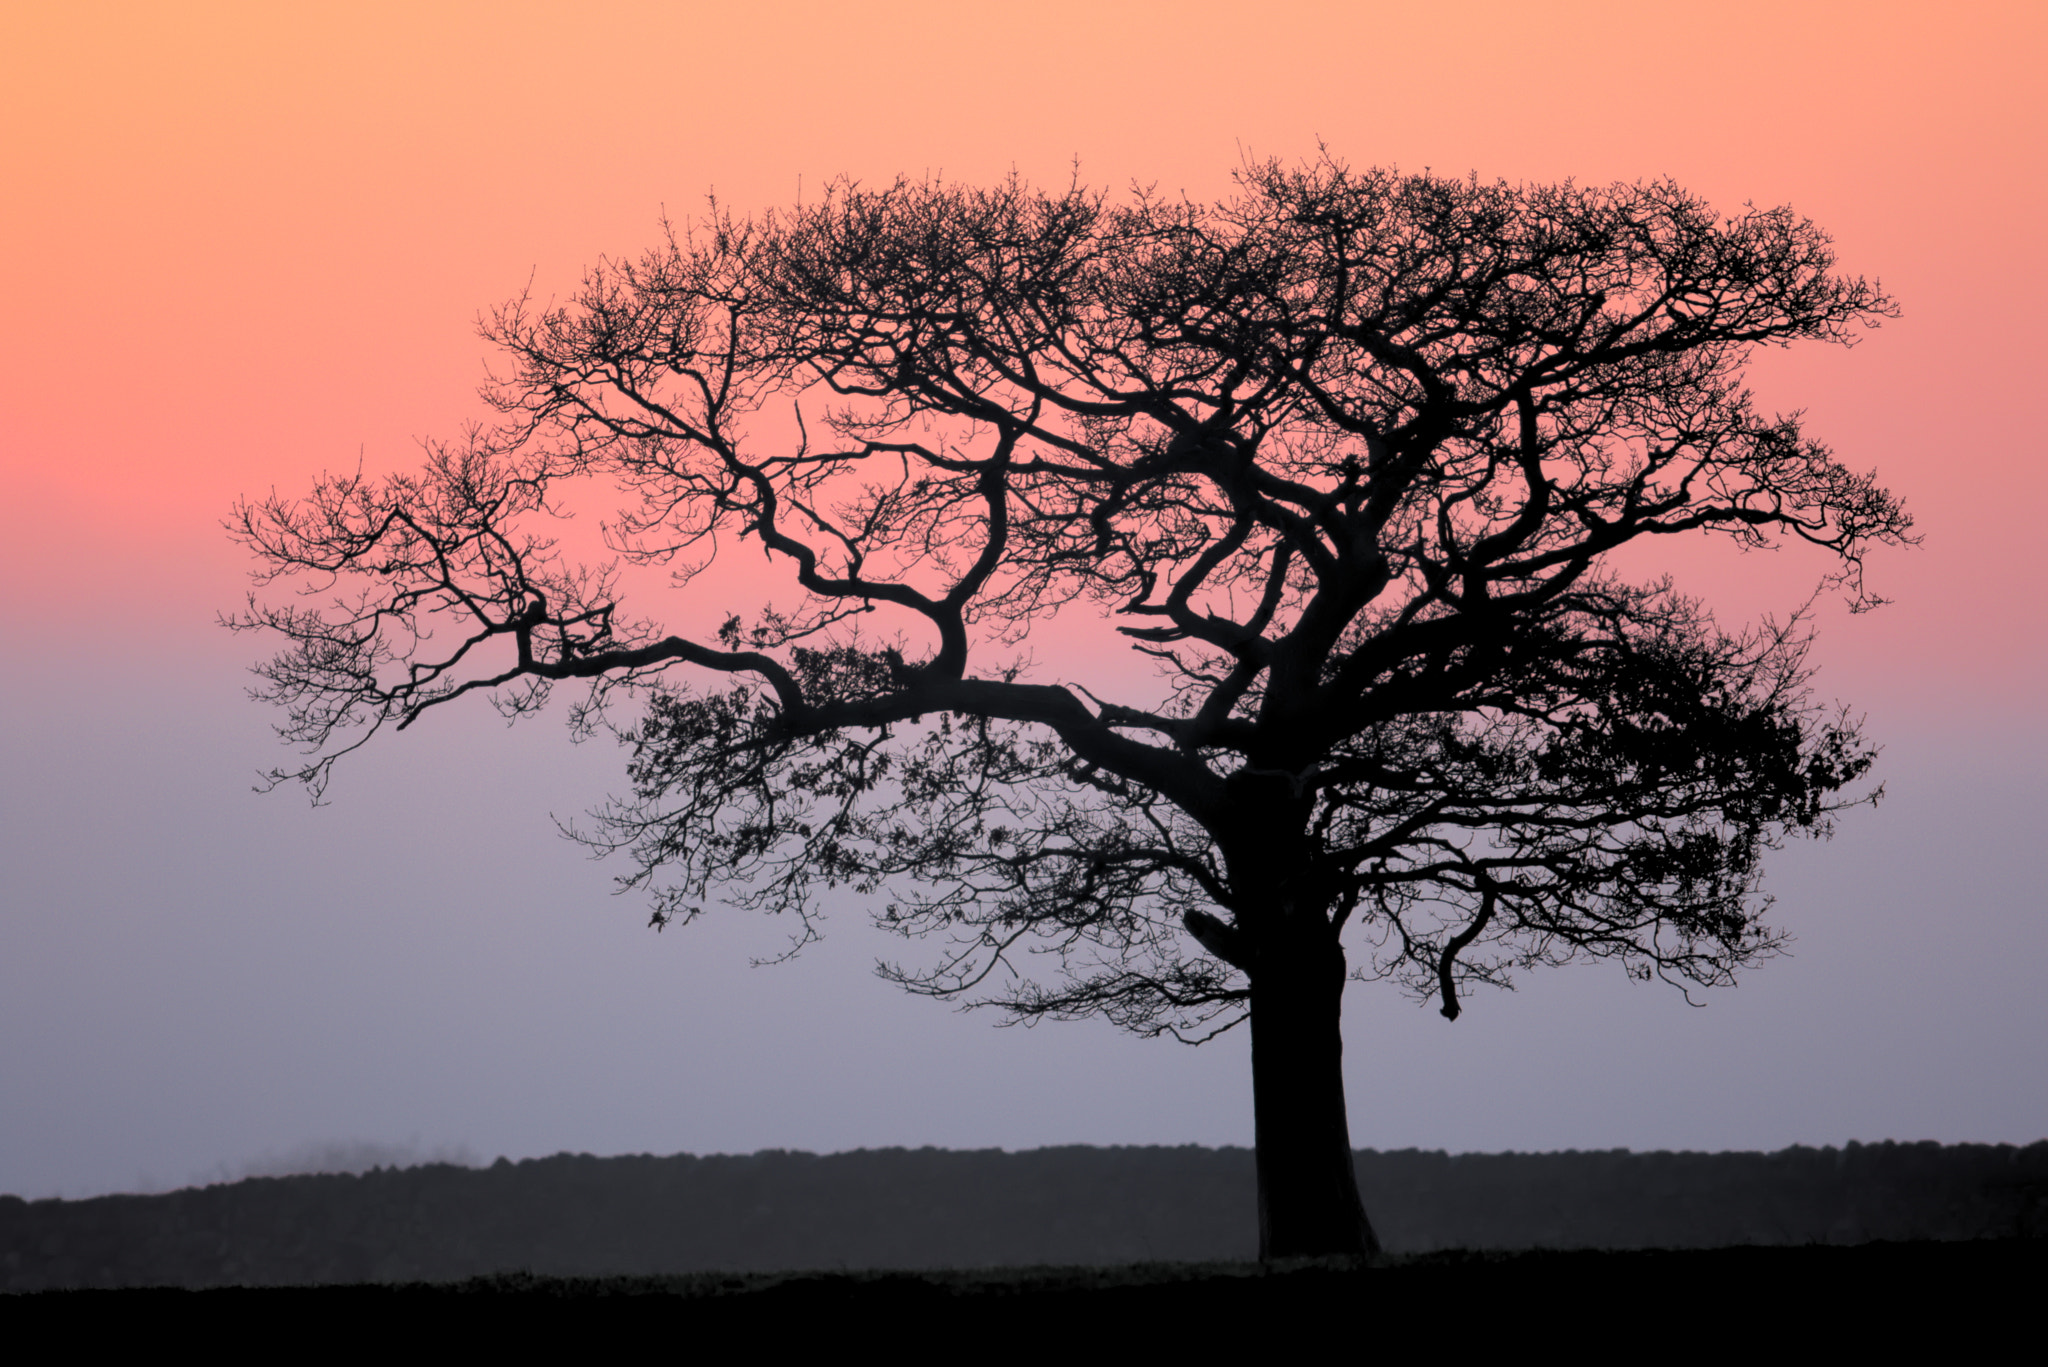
[3,2,2043,1200]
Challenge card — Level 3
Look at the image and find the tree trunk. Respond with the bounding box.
[1249,923,1380,1260]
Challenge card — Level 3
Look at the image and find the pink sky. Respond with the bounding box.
[3,4,2043,1197]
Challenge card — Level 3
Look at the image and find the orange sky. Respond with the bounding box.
[3,0,2042,701]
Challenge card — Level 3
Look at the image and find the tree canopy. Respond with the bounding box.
[230,156,1910,1257]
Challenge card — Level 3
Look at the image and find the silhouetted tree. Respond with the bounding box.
[230,157,1911,1259]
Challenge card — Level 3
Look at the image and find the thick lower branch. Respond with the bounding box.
[1438,884,1498,1020]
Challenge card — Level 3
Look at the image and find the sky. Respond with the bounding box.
[2,1,2043,1200]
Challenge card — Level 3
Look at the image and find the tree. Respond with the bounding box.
[229,156,1912,1259]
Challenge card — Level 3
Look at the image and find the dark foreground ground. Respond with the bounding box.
[7,1241,2039,1349]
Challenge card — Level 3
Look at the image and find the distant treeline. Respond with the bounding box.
[5,1142,2043,1291]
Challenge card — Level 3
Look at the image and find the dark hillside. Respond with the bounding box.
[4,1141,2042,1291]
[1362,1142,2048,1249]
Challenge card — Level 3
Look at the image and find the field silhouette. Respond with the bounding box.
[6,1141,2042,1292]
